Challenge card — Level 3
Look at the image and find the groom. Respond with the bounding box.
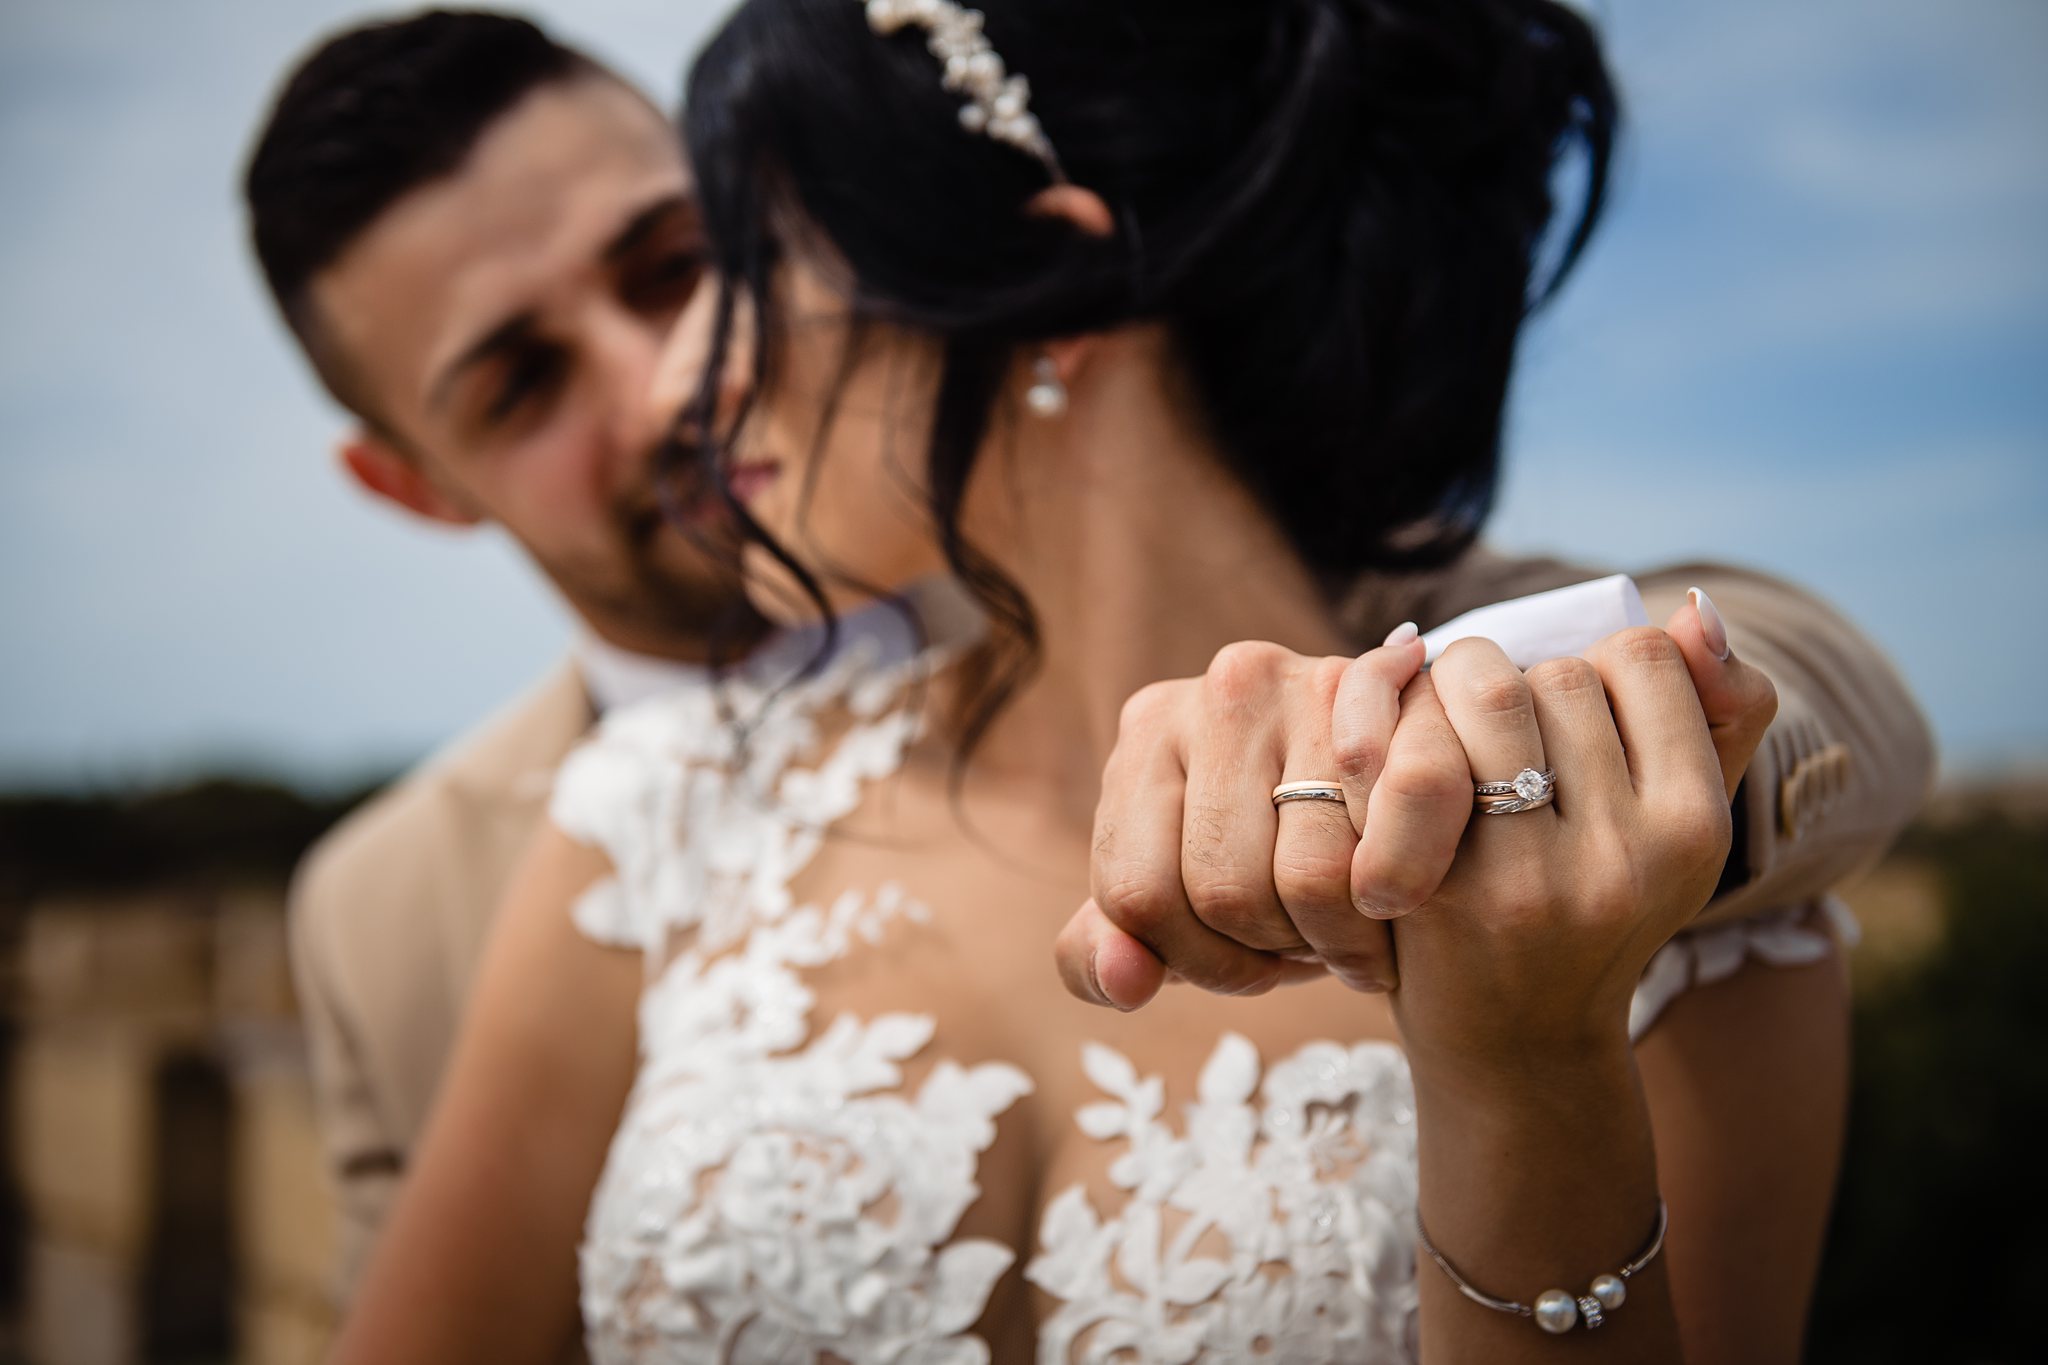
[243,10,761,1297]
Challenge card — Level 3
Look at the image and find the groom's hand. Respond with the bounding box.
[1055,626,1428,1010]
[1053,590,1775,1011]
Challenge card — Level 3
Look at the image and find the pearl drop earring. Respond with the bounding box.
[1024,355,1067,418]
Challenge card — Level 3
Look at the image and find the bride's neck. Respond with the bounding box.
[943,331,1351,818]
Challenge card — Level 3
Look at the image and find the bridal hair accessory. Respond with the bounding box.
[1474,766,1556,815]
[1271,781,1346,807]
[1417,1199,1669,1334]
[862,0,1068,182]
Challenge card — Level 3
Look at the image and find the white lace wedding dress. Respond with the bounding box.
[551,638,1855,1364]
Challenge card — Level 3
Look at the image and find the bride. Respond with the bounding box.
[330,1,1927,1361]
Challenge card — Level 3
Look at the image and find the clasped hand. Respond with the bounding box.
[1056,596,1777,1075]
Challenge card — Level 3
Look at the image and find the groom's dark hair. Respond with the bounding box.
[241,9,608,422]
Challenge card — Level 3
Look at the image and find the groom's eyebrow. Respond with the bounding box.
[603,191,694,264]
[425,192,697,416]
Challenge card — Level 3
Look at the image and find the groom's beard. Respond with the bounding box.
[575,468,757,645]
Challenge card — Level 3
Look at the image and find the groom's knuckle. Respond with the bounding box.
[1185,877,1271,939]
[1380,756,1465,814]
[1332,724,1388,784]
[1273,840,1352,903]
[1117,679,1182,734]
[1205,640,1288,707]
[1094,871,1178,938]
[1527,656,1601,697]
[1354,849,1430,914]
[1305,653,1349,700]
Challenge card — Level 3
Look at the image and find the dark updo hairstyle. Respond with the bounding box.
[680,0,1617,748]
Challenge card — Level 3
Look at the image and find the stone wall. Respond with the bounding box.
[6,890,336,1365]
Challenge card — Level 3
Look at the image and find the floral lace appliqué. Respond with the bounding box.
[581,882,1032,1364]
[565,641,1030,1363]
[1027,1033,1420,1364]
[553,636,942,957]
[1631,896,1859,1039]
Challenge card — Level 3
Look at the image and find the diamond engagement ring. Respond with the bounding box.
[1475,767,1556,815]
[1271,781,1346,807]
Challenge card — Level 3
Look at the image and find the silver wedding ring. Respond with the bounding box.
[1272,780,1346,807]
[1475,767,1556,815]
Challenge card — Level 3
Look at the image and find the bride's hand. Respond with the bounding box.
[1055,593,1776,1011]
[1374,626,1775,1081]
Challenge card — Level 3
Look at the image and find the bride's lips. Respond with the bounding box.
[726,459,782,506]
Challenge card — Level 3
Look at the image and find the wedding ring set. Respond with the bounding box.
[1473,766,1556,815]
[1270,767,1556,814]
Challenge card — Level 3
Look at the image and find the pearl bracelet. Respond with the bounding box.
[1416,1199,1668,1334]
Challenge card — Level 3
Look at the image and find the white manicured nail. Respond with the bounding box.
[1688,587,1731,661]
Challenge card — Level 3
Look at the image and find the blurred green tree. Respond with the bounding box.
[0,777,376,911]
[1809,812,2048,1364]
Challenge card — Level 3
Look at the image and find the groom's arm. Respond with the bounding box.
[287,896,400,1296]
[288,771,485,1304]
[1631,563,1934,927]
[288,809,432,1301]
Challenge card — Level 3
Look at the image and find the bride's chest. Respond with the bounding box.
[602,828,1421,1352]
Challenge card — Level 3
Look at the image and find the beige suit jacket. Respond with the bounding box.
[289,661,593,1299]
[289,554,1932,1305]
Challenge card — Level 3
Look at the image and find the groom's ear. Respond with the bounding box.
[338,428,484,528]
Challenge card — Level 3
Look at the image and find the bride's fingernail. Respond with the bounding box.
[1689,587,1731,662]
[1382,620,1419,649]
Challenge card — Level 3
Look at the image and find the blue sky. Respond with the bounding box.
[2,0,2043,789]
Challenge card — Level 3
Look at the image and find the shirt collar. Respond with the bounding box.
[573,576,987,713]
[572,633,712,715]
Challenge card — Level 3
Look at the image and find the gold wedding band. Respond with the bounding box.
[1272,780,1346,807]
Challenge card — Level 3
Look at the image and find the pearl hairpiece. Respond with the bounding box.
[862,0,1068,182]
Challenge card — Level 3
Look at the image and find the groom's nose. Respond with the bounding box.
[641,284,751,462]
[586,304,666,473]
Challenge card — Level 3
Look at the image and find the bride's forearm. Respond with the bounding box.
[1409,1045,1682,1364]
